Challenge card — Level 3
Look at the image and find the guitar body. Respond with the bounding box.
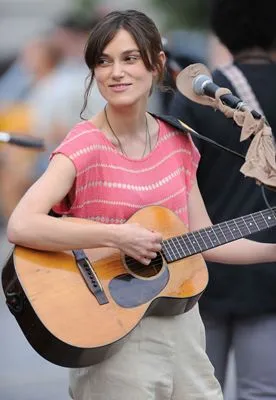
[1,205,208,367]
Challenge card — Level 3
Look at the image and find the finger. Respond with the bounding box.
[152,243,162,251]
[149,229,162,241]
[153,235,163,244]
[139,256,151,265]
[148,243,161,252]
[147,251,157,259]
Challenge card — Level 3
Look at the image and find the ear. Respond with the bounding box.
[152,51,166,77]
[159,51,166,67]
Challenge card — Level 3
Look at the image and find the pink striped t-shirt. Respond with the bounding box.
[51,118,200,228]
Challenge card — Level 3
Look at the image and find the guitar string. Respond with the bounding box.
[119,210,276,268]
[75,209,276,273]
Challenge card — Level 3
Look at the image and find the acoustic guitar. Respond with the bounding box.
[2,205,276,368]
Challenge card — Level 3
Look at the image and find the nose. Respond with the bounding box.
[111,61,125,79]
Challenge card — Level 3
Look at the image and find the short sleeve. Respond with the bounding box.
[49,121,95,215]
[185,131,201,193]
[50,122,93,173]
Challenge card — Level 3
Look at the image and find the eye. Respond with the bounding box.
[97,58,111,67]
[125,55,140,63]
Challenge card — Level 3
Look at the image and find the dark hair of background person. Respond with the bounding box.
[81,9,166,117]
[56,12,100,33]
[210,0,275,54]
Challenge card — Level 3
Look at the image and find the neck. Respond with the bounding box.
[103,104,148,138]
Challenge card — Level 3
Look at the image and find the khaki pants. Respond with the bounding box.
[69,304,223,400]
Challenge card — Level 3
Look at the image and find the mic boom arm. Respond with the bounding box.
[0,132,45,150]
[193,74,262,120]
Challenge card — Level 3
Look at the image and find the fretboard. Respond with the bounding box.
[162,207,276,263]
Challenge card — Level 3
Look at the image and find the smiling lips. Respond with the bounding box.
[109,83,132,92]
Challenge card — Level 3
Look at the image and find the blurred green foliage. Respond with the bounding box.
[72,0,97,13]
[72,0,210,30]
[152,0,211,29]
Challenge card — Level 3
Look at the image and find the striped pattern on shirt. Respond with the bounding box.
[51,118,200,227]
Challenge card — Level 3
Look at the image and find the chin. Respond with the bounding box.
[108,96,140,108]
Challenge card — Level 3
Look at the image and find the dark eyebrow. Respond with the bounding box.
[101,49,141,57]
[122,49,141,55]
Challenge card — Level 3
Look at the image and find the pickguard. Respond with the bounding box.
[109,267,169,308]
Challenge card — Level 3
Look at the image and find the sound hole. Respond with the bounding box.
[124,252,164,279]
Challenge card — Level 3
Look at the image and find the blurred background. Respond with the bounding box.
[0,1,233,399]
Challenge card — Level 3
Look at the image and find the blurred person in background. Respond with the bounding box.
[0,12,106,223]
[44,12,106,148]
[0,37,40,137]
[0,49,33,106]
[29,12,107,182]
[169,0,276,398]
[0,37,63,222]
[160,30,208,113]
[0,38,44,226]
[29,13,107,180]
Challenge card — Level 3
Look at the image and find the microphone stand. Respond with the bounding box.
[0,132,45,150]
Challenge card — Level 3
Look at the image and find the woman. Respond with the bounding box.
[7,10,276,400]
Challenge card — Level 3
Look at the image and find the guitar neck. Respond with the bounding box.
[162,207,276,263]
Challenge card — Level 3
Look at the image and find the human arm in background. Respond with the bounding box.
[188,179,276,264]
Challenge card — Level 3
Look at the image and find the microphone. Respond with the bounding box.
[193,74,262,119]
[0,132,45,149]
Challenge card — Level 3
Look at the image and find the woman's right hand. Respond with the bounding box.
[114,223,163,265]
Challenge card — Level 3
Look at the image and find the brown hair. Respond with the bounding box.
[81,9,165,118]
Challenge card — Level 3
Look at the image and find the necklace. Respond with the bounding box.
[104,105,151,158]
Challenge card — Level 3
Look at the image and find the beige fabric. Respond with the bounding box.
[216,97,276,188]
[69,305,223,400]
[176,63,216,108]
[176,63,276,188]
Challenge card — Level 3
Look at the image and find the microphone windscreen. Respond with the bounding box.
[193,74,212,95]
[176,63,216,107]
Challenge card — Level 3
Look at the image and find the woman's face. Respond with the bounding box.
[94,29,162,107]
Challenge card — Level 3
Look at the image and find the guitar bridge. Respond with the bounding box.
[72,249,109,305]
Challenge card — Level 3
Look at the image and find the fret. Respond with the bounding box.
[174,236,187,257]
[175,236,192,257]
[215,224,227,241]
[232,219,243,236]
[163,236,190,262]
[267,212,276,226]
[267,211,276,226]
[257,210,276,229]
[193,231,208,251]
[220,221,235,240]
[188,232,203,253]
[203,229,214,244]
[170,237,182,259]
[241,217,252,235]
[238,218,251,236]
[261,213,269,228]
[223,220,239,240]
[260,213,270,228]
[212,225,225,244]
[223,217,254,240]
[161,239,176,262]
[197,229,214,249]
[204,227,221,246]
[245,214,260,232]
[184,234,198,253]
[161,207,276,263]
